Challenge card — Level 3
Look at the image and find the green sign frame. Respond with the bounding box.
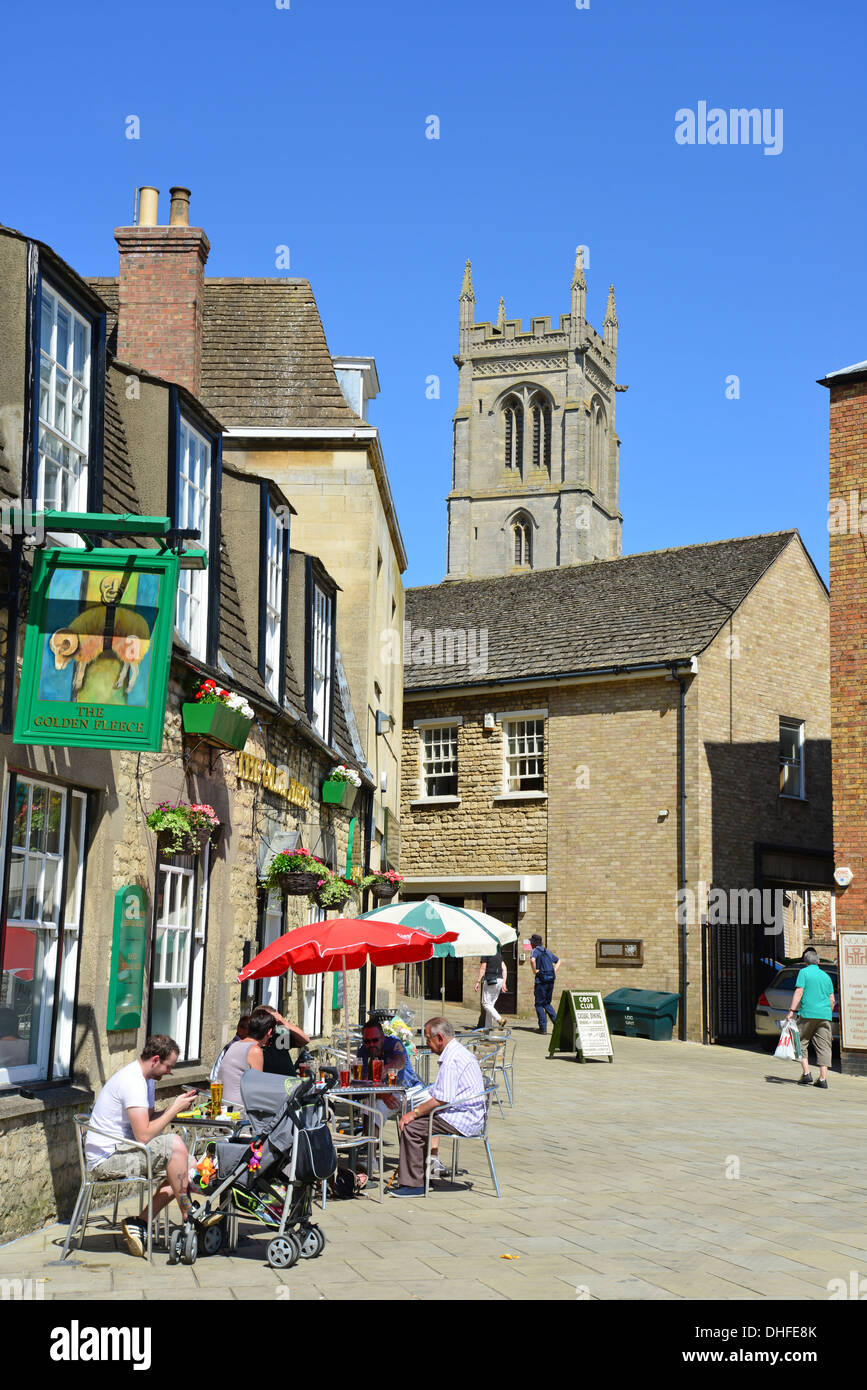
[14,547,181,751]
[106,885,149,1031]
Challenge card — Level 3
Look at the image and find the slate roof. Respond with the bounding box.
[88,277,363,431]
[404,532,804,691]
[102,368,143,523]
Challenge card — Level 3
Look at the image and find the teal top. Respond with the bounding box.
[795,964,835,1020]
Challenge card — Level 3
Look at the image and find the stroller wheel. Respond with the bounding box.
[168,1228,183,1265]
[267,1234,300,1269]
[201,1223,224,1256]
[181,1230,199,1265]
[297,1224,325,1259]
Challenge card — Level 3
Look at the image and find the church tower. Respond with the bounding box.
[446,251,625,579]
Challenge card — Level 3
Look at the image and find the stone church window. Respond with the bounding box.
[530,393,551,472]
[590,397,608,494]
[503,395,523,471]
[513,516,532,567]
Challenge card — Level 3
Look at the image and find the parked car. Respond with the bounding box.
[755,964,839,1048]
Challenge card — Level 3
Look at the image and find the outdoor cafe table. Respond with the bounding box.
[331,1083,406,1183]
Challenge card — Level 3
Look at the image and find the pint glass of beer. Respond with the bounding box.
[210,1081,223,1117]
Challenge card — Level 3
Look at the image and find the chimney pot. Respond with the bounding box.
[169,187,192,227]
[138,187,159,227]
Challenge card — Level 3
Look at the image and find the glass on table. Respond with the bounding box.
[387,1069,398,1086]
[210,1081,223,1118]
[339,1068,350,1088]
[351,1061,363,1082]
[371,1059,383,1085]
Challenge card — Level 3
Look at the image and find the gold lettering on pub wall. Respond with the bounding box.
[236,752,310,810]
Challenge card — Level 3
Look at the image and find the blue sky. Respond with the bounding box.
[4,0,865,586]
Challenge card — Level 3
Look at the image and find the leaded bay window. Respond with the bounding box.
[37,283,91,512]
[503,716,545,792]
[421,724,459,797]
[175,416,212,659]
[0,777,88,1086]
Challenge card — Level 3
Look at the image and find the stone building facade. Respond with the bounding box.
[401,532,833,1042]
[446,252,623,580]
[0,205,371,1239]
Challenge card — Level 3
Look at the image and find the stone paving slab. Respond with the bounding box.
[3,1020,867,1304]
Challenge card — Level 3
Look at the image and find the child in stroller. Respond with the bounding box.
[171,1068,338,1269]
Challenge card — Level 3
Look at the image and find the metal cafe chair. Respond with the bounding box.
[423,1083,501,1198]
[464,1037,507,1117]
[62,1114,166,1263]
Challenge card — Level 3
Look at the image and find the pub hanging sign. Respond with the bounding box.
[14,547,181,752]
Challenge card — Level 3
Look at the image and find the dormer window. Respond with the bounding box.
[261,493,288,702]
[305,560,336,742]
[37,283,92,513]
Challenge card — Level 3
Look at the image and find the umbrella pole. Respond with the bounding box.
[343,954,350,1073]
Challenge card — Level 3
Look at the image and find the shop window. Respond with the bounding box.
[149,847,210,1062]
[0,776,88,1087]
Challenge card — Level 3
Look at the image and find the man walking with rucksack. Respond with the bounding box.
[529,934,561,1034]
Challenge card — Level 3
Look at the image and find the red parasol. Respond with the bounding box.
[237,916,458,1069]
[1,926,36,982]
[238,916,457,979]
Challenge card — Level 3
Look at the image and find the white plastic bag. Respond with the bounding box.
[774,1019,801,1060]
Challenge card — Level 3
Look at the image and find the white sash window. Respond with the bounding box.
[0,778,87,1087]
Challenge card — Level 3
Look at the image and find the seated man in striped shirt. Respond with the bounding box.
[391,1016,486,1197]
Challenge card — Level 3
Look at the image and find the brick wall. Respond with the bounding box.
[827,380,867,935]
[114,226,210,395]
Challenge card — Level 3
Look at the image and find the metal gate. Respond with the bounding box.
[704,921,768,1041]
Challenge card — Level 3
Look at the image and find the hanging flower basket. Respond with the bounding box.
[278,871,323,896]
[321,765,361,811]
[371,880,400,901]
[260,847,327,898]
[313,884,354,912]
[148,803,221,856]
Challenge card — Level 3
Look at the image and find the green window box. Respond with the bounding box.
[182,701,253,751]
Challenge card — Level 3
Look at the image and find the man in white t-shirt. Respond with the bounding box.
[86,1034,202,1257]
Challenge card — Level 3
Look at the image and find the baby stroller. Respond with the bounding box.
[171,1068,338,1269]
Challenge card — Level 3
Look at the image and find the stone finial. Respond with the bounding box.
[604,284,618,327]
[572,247,587,291]
[496,297,506,331]
[460,259,475,302]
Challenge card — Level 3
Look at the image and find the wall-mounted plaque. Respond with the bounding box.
[596,939,644,967]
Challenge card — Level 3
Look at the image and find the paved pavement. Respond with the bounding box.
[3,1019,867,1303]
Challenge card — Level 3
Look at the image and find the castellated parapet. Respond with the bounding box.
[447,251,625,580]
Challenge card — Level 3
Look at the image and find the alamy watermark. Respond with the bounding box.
[675,103,783,156]
[0,498,44,546]
[677,883,785,936]
[829,491,867,536]
[380,620,488,676]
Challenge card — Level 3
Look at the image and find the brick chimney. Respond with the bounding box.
[114,186,209,396]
